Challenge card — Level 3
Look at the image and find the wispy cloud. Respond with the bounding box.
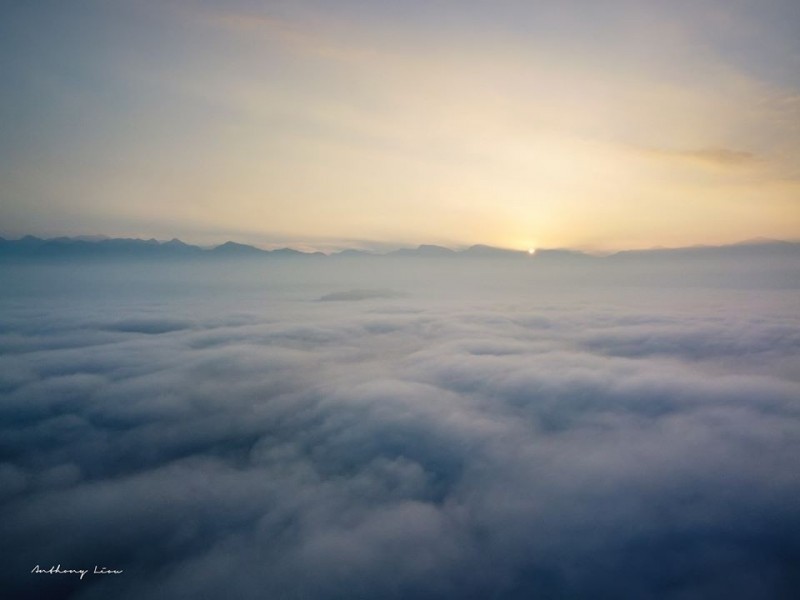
[642,146,759,168]
[194,8,378,66]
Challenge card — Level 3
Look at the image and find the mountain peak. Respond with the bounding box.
[212,241,264,253]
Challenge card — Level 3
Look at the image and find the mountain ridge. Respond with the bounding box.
[0,236,797,261]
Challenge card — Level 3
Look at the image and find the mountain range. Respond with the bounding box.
[0,235,797,262]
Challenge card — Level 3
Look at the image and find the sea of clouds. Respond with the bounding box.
[1,258,798,599]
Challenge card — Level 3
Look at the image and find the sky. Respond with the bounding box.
[1,0,799,251]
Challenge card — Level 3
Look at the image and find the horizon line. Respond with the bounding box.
[1,233,797,258]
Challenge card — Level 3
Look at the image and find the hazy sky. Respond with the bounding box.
[1,0,799,250]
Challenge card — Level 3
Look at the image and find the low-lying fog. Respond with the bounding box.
[1,256,798,599]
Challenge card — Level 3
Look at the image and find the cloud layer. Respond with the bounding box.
[1,262,799,599]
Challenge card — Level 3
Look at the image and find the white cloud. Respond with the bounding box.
[1,260,799,599]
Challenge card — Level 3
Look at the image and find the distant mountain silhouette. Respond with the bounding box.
[608,240,799,261]
[732,237,789,246]
[161,238,198,252]
[388,244,457,257]
[0,235,201,258]
[332,249,376,258]
[270,247,325,258]
[210,241,268,256]
[0,236,324,260]
[532,248,596,261]
[461,244,527,258]
[1,235,797,262]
